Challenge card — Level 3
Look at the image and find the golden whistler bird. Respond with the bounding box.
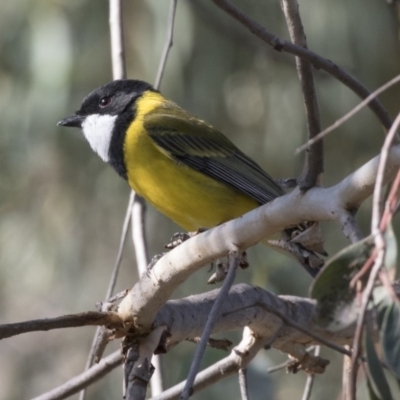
[58,80,321,275]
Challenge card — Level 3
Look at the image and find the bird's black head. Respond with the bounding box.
[58,80,156,128]
[58,80,157,178]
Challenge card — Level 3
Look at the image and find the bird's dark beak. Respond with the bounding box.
[57,114,85,128]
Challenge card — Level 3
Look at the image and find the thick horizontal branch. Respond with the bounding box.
[118,144,400,330]
[155,284,353,359]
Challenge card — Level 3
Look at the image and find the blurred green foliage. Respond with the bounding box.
[1,0,400,399]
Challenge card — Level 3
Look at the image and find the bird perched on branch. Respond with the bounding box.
[58,79,323,275]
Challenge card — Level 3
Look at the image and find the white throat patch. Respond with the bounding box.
[81,114,117,162]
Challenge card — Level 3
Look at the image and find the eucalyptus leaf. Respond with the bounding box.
[365,322,393,400]
[367,378,382,400]
[381,300,400,379]
[310,237,374,331]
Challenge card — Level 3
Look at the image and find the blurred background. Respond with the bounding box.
[1,0,400,399]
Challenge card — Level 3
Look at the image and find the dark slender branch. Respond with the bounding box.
[180,251,239,400]
[281,0,323,190]
[31,351,123,400]
[211,0,393,131]
[154,0,177,89]
[296,74,400,153]
[0,311,122,340]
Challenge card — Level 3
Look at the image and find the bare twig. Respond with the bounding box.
[301,346,320,400]
[211,0,393,131]
[180,251,239,400]
[78,3,129,399]
[154,0,177,90]
[132,193,150,275]
[109,0,126,80]
[280,0,323,190]
[31,351,123,400]
[0,311,122,340]
[347,112,400,399]
[108,193,135,297]
[238,369,249,400]
[151,328,266,400]
[296,74,400,153]
[80,191,134,397]
[372,112,400,233]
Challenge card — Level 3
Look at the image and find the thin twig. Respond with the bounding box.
[131,194,150,275]
[31,351,123,400]
[109,0,126,80]
[154,0,177,90]
[280,0,323,190]
[151,353,239,400]
[347,253,382,399]
[211,0,393,131]
[79,2,129,399]
[372,112,400,232]
[347,112,400,398]
[107,193,135,297]
[0,311,122,340]
[238,369,249,400]
[180,251,239,400]
[301,346,320,400]
[347,113,400,398]
[296,74,400,153]
[80,192,134,398]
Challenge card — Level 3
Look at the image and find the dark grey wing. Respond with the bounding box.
[144,105,284,204]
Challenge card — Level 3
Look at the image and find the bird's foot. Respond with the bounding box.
[208,258,227,284]
[207,251,249,284]
[146,252,167,273]
[165,228,208,249]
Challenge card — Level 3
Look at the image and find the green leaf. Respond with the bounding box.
[309,237,374,331]
[367,378,382,400]
[365,322,393,400]
[381,300,400,379]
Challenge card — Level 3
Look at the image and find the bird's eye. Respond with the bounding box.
[99,96,112,108]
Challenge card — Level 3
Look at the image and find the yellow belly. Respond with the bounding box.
[124,125,259,231]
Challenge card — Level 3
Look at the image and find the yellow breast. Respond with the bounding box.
[123,92,259,231]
